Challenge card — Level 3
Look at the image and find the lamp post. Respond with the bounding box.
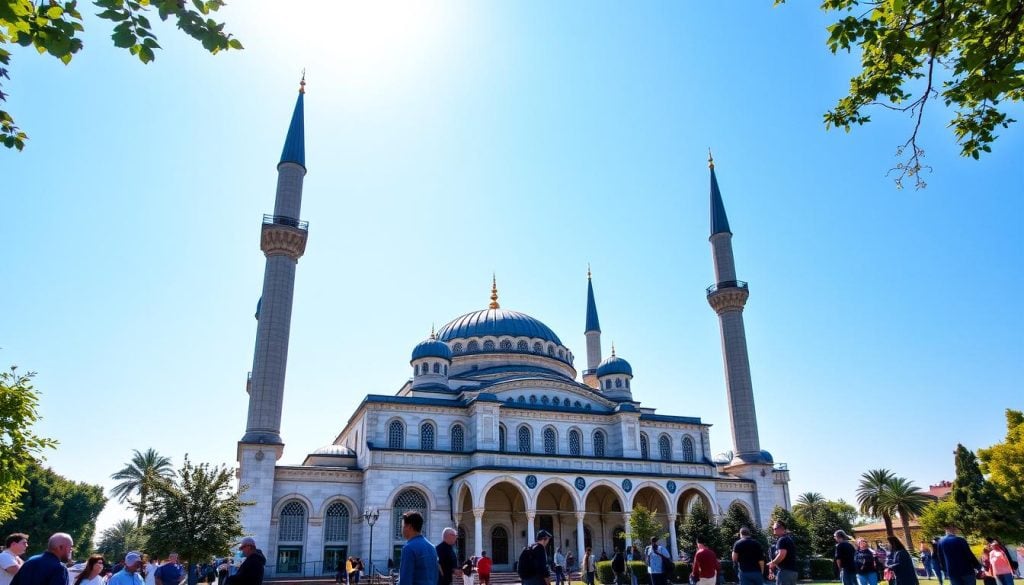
[364,508,380,581]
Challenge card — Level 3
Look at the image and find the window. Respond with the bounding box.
[278,500,306,542]
[659,435,672,460]
[453,342,464,354]
[500,339,513,350]
[683,436,695,462]
[640,433,650,460]
[541,396,549,405]
[605,380,612,389]
[547,345,555,356]
[433,362,441,373]
[483,340,495,351]
[529,395,537,404]
[517,396,525,403]
[569,429,581,456]
[388,420,405,449]
[324,502,350,542]
[543,428,556,454]
[444,365,448,375]
[392,490,428,540]
[451,424,465,452]
[420,422,435,450]
[615,378,622,388]
[517,340,529,351]
[625,378,630,388]
[593,430,606,457]
[467,340,480,352]
[517,425,532,453]
[491,526,509,564]
[574,400,582,408]
[533,342,543,353]
[498,425,507,452]
[552,397,560,406]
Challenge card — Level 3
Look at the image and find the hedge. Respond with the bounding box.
[807,558,835,581]
[595,560,692,584]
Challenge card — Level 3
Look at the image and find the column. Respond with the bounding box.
[576,512,586,574]
[622,513,632,550]
[667,514,678,561]
[474,509,485,557]
[527,511,536,547]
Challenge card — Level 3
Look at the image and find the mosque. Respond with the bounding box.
[235,83,792,577]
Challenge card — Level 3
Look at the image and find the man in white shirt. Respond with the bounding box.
[0,533,30,585]
[645,537,671,585]
[144,556,160,585]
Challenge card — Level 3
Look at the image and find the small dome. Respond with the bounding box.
[759,449,774,463]
[312,444,351,456]
[411,337,452,362]
[597,354,632,377]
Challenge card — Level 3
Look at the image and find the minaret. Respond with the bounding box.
[582,266,602,388]
[704,152,768,466]
[237,78,309,553]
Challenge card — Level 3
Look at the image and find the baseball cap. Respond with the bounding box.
[125,552,142,565]
[537,530,553,540]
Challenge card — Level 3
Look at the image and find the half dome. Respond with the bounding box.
[436,308,562,345]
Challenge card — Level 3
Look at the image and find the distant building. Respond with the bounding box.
[927,480,952,499]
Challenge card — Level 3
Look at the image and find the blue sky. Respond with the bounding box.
[2,1,1021,533]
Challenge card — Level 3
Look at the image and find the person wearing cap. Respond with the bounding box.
[520,530,552,585]
[836,530,858,585]
[731,527,765,585]
[109,552,146,585]
[399,511,438,585]
[155,554,184,585]
[225,538,265,585]
[11,533,73,585]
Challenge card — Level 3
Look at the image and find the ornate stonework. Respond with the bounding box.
[261,224,308,260]
[707,287,749,314]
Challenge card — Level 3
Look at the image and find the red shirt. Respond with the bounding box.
[476,557,492,576]
[692,547,719,579]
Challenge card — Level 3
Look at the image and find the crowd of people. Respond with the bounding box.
[0,533,267,585]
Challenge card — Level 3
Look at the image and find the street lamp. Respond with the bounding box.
[364,508,380,581]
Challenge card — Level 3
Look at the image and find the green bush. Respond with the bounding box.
[596,561,614,584]
[597,560,653,584]
[671,562,691,583]
[808,558,835,581]
[628,561,650,584]
[718,560,737,583]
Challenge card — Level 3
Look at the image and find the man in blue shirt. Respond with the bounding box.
[400,512,438,585]
[155,554,184,585]
[11,533,73,585]
[936,525,981,585]
[109,552,145,585]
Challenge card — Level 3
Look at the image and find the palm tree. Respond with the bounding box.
[110,448,175,527]
[857,469,897,537]
[879,477,932,551]
[794,492,827,521]
[97,519,147,561]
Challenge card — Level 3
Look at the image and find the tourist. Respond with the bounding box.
[931,539,946,585]
[0,533,29,585]
[985,538,1014,585]
[517,530,551,585]
[155,553,184,585]
[354,558,364,585]
[476,552,491,585]
[921,545,934,580]
[109,552,146,585]
[628,545,642,585]
[691,536,719,585]
[225,537,266,585]
[885,537,919,585]
[144,556,159,585]
[936,524,981,585]
[854,538,878,585]
[876,544,889,583]
[461,557,474,585]
[611,547,627,585]
[74,555,107,585]
[768,520,798,585]
[645,536,672,585]
[835,530,857,585]
[565,552,575,581]
[582,547,595,585]
[552,548,565,585]
[732,527,765,585]
[399,511,438,585]
[12,534,73,585]
[437,528,459,585]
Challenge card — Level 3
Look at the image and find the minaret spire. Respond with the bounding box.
[279,74,306,170]
[582,266,603,388]
[704,155,767,469]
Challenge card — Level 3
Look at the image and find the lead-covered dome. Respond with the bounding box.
[436,308,562,345]
[597,354,632,377]
[411,336,452,362]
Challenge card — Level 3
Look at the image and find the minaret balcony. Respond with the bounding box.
[261,215,309,260]
[705,280,748,295]
[263,214,309,231]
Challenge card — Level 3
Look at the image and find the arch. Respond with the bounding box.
[453,480,474,516]
[543,426,557,455]
[277,499,308,543]
[273,493,315,518]
[453,342,464,354]
[500,339,513,350]
[433,362,441,374]
[483,340,495,351]
[533,477,581,511]
[593,429,606,457]
[517,340,529,351]
[490,525,510,565]
[580,478,626,506]
[450,423,465,452]
[323,501,351,543]
[629,482,672,514]
[658,434,672,460]
[387,418,405,449]
[385,481,438,511]
[568,428,582,456]
[727,499,754,520]
[317,494,360,519]
[420,421,436,450]
[517,424,532,453]
[390,486,431,541]
[467,340,480,352]
[676,483,717,519]
[682,435,695,462]
[478,476,530,514]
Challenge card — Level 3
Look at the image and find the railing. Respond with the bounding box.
[774,462,789,471]
[705,280,748,294]
[263,214,309,230]
[264,560,326,579]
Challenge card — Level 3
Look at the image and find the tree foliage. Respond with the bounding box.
[805,502,855,557]
[793,493,826,522]
[624,505,668,549]
[917,499,957,541]
[0,0,242,151]
[770,507,812,562]
[978,408,1024,505]
[877,477,931,555]
[951,443,1023,542]
[141,456,247,563]
[677,501,722,556]
[777,0,1024,189]
[97,519,148,562]
[110,448,175,528]
[0,462,106,555]
[857,469,897,537]
[0,366,57,522]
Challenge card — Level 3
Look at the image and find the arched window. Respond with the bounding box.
[558,349,564,358]
[625,378,630,388]
[420,422,435,450]
[574,400,582,408]
[498,424,507,452]
[392,489,428,540]
[552,397,561,406]
[453,342,464,354]
[593,430,606,457]
[529,395,537,404]
[547,345,555,356]
[640,433,650,460]
[569,429,581,456]
[517,396,525,403]
[683,436,695,462]
[541,396,549,405]
[467,340,480,352]
[543,428,556,454]
[491,526,509,564]
[615,378,622,388]
[324,502,350,542]
[500,339,513,350]
[533,342,543,353]
[444,365,448,375]
[388,420,405,449]
[517,340,529,351]
[433,362,440,373]
[451,424,465,452]
[457,526,467,563]
[605,380,612,389]
[483,340,495,351]
[517,425,532,453]
[278,500,307,542]
[659,435,672,460]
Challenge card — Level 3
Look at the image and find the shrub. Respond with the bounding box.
[596,561,615,584]
[808,558,835,581]
[628,561,650,584]
[718,560,737,583]
[672,562,691,583]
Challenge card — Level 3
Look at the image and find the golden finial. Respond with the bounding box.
[489,274,500,309]
[587,263,592,280]
[299,69,306,94]
[707,148,715,170]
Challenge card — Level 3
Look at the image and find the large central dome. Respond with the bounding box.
[436,308,563,345]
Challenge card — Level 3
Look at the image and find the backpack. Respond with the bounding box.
[518,545,538,580]
[612,552,626,574]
